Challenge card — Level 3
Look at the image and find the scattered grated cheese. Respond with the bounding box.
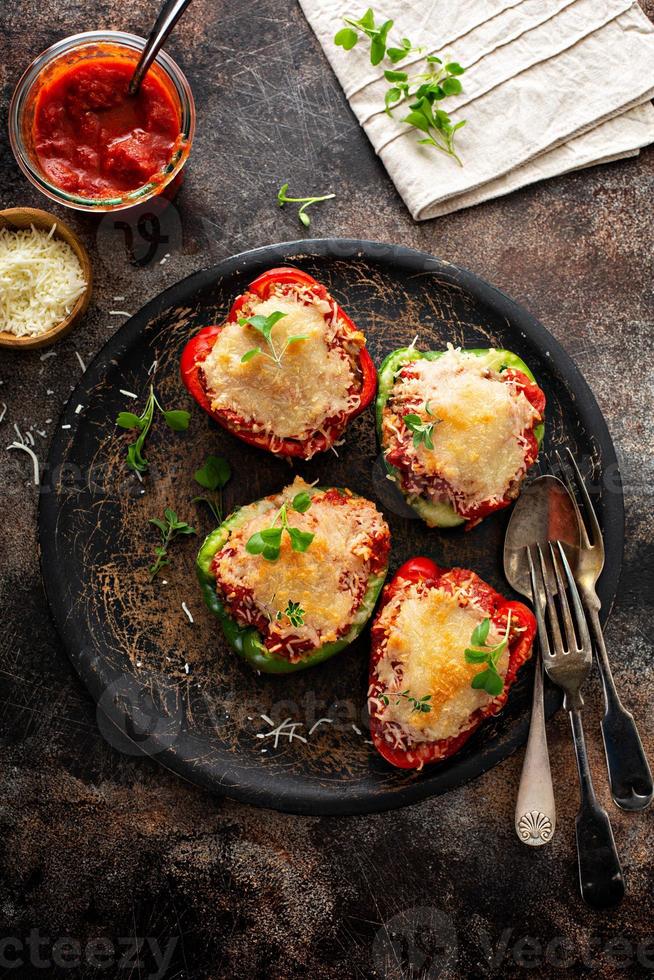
[61,424,71,429]
[109,310,131,317]
[75,351,86,372]
[308,718,334,735]
[75,404,83,414]
[181,602,194,623]
[40,352,57,361]
[0,403,6,423]
[147,359,158,375]
[6,442,39,484]
[352,724,363,736]
[0,224,86,337]
[119,389,138,399]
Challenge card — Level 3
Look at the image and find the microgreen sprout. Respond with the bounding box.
[277,183,336,227]
[276,600,306,628]
[334,8,421,65]
[193,454,231,523]
[246,491,315,562]
[147,508,196,580]
[116,385,190,473]
[239,310,308,366]
[380,690,432,713]
[464,612,513,696]
[335,9,467,164]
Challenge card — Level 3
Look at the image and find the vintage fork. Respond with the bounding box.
[556,448,653,811]
[528,541,625,909]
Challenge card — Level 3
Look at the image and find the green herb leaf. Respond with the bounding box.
[116,411,143,430]
[470,618,490,647]
[384,69,408,82]
[385,86,402,113]
[334,26,359,49]
[194,455,231,491]
[163,409,191,431]
[241,348,262,363]
[291,490,313,513]
[287,526,315,553]
[445,62,464,75]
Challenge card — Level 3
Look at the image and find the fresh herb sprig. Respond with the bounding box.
[403,401,439,450]
[276,599,306,628]
[193,454,231,523]
[335,9,467,165]
[464,613,512,696]
[335,8,421,65]
[385,58,466,165]
[277,183,336,227]
[246,491,314,562]
[116,386,190,473]
[380,690,432,714]
[148,508,196,580]
[240,310,308,366]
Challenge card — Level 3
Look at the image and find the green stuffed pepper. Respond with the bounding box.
[196,477,391,673]
[376,346,546,530]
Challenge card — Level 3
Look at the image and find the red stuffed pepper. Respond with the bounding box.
[368,557,536,770]
[180,267,377,459]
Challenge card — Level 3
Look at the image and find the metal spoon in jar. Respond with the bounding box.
[504,474,580,845]
[128,0,194,97]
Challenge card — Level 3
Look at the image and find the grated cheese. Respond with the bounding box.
[373,579,508,745]
[383,348,540,512]
[201,284,364,445]
[0,224,86,337]
[213,477,388,656]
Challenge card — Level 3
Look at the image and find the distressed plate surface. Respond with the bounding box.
[38,239,623,814]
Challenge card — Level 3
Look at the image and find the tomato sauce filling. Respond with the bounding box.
[32,57,181,198]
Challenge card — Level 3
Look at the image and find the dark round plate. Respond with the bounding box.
[38,239,624,815]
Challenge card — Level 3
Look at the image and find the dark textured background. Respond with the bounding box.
[1,1,653,977]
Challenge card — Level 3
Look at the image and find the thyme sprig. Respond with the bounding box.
[380,690,432,713]
[148,508,196,580]
[276,599,306,628]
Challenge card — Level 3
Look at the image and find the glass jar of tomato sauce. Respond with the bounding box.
[9,31,195,212]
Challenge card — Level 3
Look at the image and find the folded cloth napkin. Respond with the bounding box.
[299,0,654,218]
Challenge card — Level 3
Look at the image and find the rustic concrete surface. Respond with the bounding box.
[1,1,653,977]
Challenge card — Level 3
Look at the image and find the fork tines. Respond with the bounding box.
[527,540,592,676]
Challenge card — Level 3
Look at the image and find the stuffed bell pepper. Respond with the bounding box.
[197,477,391,673]
[181,267,377,460]
[368,557,536,769]
[376,345,545,529]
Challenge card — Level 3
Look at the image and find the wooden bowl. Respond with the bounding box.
[0,207,92,350]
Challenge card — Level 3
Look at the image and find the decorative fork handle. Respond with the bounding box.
[515,652,555,845]
[585,604,653,811]
[569,707,625,909]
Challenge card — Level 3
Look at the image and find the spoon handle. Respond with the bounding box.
[129,0,194,96]
[515,651,556,845]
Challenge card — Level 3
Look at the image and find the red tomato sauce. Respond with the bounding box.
[32,57,181,198]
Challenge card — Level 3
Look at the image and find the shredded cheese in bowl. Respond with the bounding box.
[0,224,87,337]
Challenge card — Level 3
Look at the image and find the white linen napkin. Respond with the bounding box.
[299,0,654,218]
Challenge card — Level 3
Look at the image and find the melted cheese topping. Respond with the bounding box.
[214,477,387,652]
[201,292,360,440]
[374,582,508,743]
[384,349,540,509]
